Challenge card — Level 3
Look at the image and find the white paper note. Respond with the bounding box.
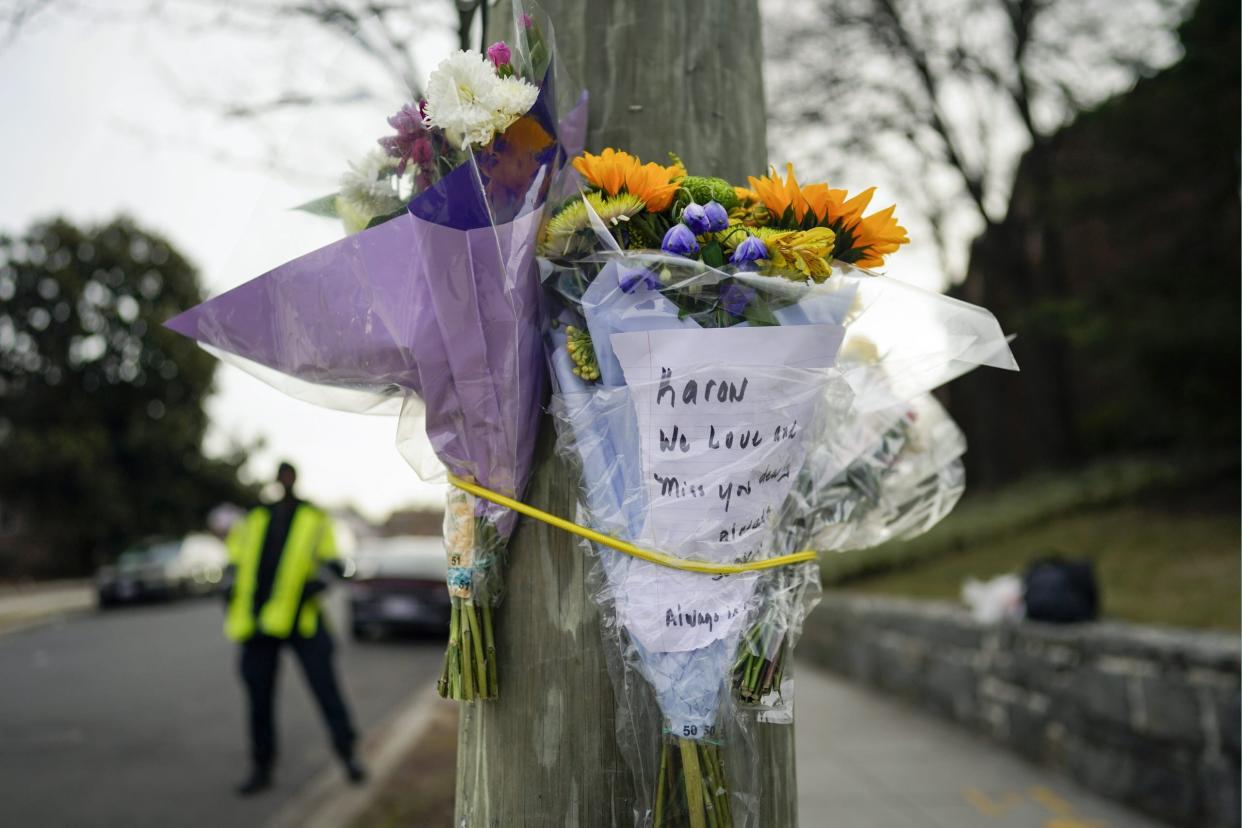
[610,324,844,653]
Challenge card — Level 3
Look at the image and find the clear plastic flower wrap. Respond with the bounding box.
[541,211,1017,824]
[546,351,832,828]
[734,391,967,721]
[806,392,968,554]
[165,3,585,704]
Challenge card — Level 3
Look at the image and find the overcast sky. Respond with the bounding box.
[1,2,943,522]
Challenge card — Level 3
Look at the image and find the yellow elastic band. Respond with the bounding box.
[447,473,819,575]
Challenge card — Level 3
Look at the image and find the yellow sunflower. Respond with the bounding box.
[849,205,910,268]
[571,148,683,212]
[746,163,909,268]
[623,161,682,212]
[747,163,813,223]
[573,148,632,196]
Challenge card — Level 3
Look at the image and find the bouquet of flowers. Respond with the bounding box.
[166,5,585,703]
[733,392,967,715]
[539,152,1017,826]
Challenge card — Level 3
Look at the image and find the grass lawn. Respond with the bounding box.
[842,502,1239,631]
[833,458,1240,632]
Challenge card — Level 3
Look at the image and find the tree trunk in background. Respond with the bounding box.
[454,3,783,825]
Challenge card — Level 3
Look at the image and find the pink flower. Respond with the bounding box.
[378,102,429,175]
[520,13,534,28]
[486,41,512,69]
[411,137,432,166]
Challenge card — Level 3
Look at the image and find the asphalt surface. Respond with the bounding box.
[0,593,444,828]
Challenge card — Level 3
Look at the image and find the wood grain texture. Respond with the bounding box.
[514,0,767,182]
[456,4,793,825]
[454,421,639,826]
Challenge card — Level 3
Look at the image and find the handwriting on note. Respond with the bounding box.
[608,324,843,653]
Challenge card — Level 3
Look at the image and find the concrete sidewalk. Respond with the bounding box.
[0,580,93,634]
[796,664,1167,828]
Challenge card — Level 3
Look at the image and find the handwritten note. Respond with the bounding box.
[609,324,844,652]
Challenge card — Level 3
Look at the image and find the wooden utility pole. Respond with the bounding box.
[455,3,788,825]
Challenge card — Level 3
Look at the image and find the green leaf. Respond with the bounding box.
[528,41,549,78]
[364,208,406,230]
[701,240,725,268]
[292,194,340,218]
[743,296,780,327]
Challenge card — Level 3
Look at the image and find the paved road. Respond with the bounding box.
[797,665,1167,828]
[0,594,443,828]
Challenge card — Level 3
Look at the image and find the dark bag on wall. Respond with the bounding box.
[1023,557,1099,623]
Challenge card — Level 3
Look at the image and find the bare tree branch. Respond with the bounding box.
[764,0,1194,280]
[0,0,58,49]
[213,88,381,120]
[3,0,461,186]
[874,0,992,221]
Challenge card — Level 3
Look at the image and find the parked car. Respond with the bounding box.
[348,536,448,639]
[178,533,229,596]
[96,534,228,607]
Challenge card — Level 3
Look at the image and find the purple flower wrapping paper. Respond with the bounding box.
[166,80,587,524]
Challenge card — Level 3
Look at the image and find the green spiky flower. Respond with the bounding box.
[540,193,644,257]
[541,197,589,255]
[678,175,740,211]
[592,192,645,227]
[564,325,600,381]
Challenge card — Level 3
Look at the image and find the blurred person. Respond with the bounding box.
[224,461,366,795]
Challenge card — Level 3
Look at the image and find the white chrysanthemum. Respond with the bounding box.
[423,51,498,148]
[339,150,403,215]
[489,76,539,133]
[423,50,539,149]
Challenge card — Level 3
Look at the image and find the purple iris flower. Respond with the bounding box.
[730,234,768,270]
[681,202,710,235]
[703,200,729,232]
[719,282,757,316]
[618,265,661,293]
[661,224,700,257]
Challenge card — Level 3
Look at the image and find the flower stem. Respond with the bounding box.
[460,603,475,702]
[734,612,792,704]
[482,602,498,698]
[678,738,707,828]
[445,597,462,699]
[698,742,720,828]
[465,601,488,694]
[774,650,786,700]
[654,737,668,825]
[705,742,732,825]
[437,637,450,697]
[666,736,681,823]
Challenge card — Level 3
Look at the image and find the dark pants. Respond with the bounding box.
[239,627,357,769]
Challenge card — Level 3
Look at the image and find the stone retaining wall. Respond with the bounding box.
[800,593,1241,827]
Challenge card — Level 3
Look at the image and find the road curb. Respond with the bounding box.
[266,682,448,828]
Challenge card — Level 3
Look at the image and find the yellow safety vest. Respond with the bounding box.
[224,504,338,641]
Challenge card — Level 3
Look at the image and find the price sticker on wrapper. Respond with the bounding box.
[443,490,477,599]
